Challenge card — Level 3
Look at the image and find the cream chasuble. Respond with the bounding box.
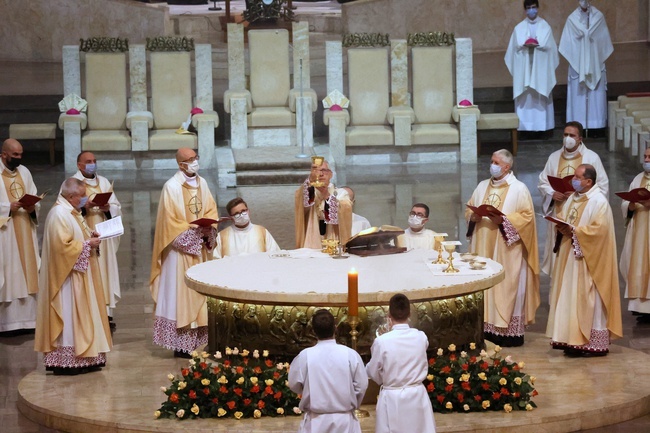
[466,173,540,333]
[295,181,352,249]
[619,172,650,313]
[214,223,280,259]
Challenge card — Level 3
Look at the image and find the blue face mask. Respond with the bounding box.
[79,196,88,209]
[571,179,584,193]
[490,164,503,178]
[643,162,650,173]
[84,163,97,175]
[526,7,538,19]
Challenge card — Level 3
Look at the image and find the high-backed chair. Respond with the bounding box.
[609,95,650,152]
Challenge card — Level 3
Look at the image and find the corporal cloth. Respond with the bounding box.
[214,223,280,259]
[366,324,436,433]
[288,339,368,433]
[0,160,40,331]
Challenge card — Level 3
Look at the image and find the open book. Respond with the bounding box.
[90,192,113,207]
[615,188,650,203]
[95,215,124,240]
[18,192,46,207]
[190,217,233,227]
[466,204,504,217]
[543,214,571,228]
[547,175,574,194]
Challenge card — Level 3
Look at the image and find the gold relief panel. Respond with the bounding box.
[79,37,129,53]
[342,33,390,48]
[146,36,195,52]
[407,32,455,47]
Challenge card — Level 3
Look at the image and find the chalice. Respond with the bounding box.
[433,233,448,264]
[310,156,325,187]
[441,240,462,273]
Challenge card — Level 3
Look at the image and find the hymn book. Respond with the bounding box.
[190,217,233,227]
[18,192,46,207]
[89,192,113,207]
[543,215,571,228]
[615,188,650,203]
[547,175,575,194]
[466,204,504,217]
[95,215,124,240]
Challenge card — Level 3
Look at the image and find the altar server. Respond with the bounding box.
[466,149,540,347]
[35,178,111,374]
[0,138,40,333]
[288,309,368,433]
[150,148,218,357]
[214,197,280,258]
[619,148,650,317]
[546,164,622,355]
[505,0,559,132]
[366,293,436,433]
[396,203,440,250]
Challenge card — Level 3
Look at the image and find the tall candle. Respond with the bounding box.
[348,268,358,316]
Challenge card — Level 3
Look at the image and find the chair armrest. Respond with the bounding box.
[126,111,153,130]
[191,110,219,129]
[452,106,480,123]
[58,112,87,130]
[224,90,252,114]
[323,109,350,126]
[289,89,318,112]
[386,106,415,124]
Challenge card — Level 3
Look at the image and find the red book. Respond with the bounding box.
[190,217,232,227]
[615,188,650,203]
[90,192,113,207]
[18,193,45,207]
[547,175,575,194]
[466,204,504,217]
[544,215,570,227]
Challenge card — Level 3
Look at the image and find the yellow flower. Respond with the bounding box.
[494,345,502,353]
[242,349,250,357]
[504,404,512,413]
[514,377,522,385]
[250,377,259,385]
[236,377,245,385]
[461,373,470,382]
[178,381,187,390]
[463,404,470,411]
[154,410,161,418]
[191,404,200,415]
[277,408,285,415]
[167,373,175,381]
[263,350,270,357]
[176,409,185,418]
[469,342,476,350]
[234,411,243,420]
[437,348,444,356]
[518,361,525,369]
[445,402,453,409]
[478,372,487,381]
[225,347,232,355]
[526,404,533,411]
[217,375,228,384]
[201,378,210,386]
[499,378,507,386]
[265,379,274,386]
[482,400,490,409]
[446,377,454,385]
[426,374,434,381]
[217,408,227,417]
[254,409,262,418]
[530,376,536,385]
[448,344,456,352]
[201,350,210,359]
[253,350,260,359]
[191,350,199,358]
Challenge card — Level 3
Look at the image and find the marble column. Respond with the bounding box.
[129,44,149,152]
[325,41,343,94]
[325,40,347,170]
[195,43,216,168]
[62,46,81,173]
[227,24,249,149]
[456,38,477,163]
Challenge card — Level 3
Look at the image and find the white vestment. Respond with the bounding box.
[559,6,613,128]
[68,171,121,312]
[289,339,368,433]
[351,213,371,236]
[0,161,40,332]
[538,143,609,274]
[619,172,650,313]
[366,324,436,433]
[213,223,280,259]
[397,228,437,250]
[505,17,558,131]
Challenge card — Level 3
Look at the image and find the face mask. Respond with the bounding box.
[184,160,199,175]
[490,164,503,178]
[526,7,537,19]
[233,211,250,227]
[78,196,88,209]
[5,157,21,171]
[579,0,590,9]
[563,136,578,151]
[643,162,650,173]
[571,179,584,192]
[408,215,424,229]
[84,163,97,175]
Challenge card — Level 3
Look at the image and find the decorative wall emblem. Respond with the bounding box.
[342,33,390,48]
[146,36,195,52]
[407,32,456,47]
[79,37,129,53]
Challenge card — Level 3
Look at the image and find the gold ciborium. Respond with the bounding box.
[310,156,325,187]
[321,239,339,256]
[441,241,462,273]
[433,233,448,264]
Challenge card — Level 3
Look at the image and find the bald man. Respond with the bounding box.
[0,139,40,334]
[150,148,218,357]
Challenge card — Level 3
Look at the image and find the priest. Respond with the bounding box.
[466,149,540,347]
[619,148,650,317]
[150,148,218,357]
[35,178,111,375]
[0,138,40,334]
[546,164,622,355]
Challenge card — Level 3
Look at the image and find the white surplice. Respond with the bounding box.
[366,324,436,433]
[505,16,558,131]
[289,339,368,433]
[559,6,613,128]
[396,228,437,250]
[213,223,280,259]
[351,213,371,236]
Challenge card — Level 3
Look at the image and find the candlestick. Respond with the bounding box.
[348,268,358,316]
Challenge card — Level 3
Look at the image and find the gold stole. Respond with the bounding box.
[563,194,589,226]
[473,181,511,258]
[1,169,38,294]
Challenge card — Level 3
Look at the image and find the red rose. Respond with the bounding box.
[213,366,221,374]
[265,359,274,367]
[436,395,445,403]
[501,367,509,374]
[461,363,469,371]
[494,360,501,367]
[258,400,266,409]
[220,386,228,394]
[193,372,201,379]
[189,390,197,399]
[513,392,520,398]
[227,401,236,410]
[234,388,243,396]
[181,368,190,377]
[212,397,219,404]
[480,362,489,370]
[440,366,451,374]
[474,395,482,402]
[427,383,434,392]
[532,390,539,396]
[265,386,274,395]
[482,383,490,390]
[170,393,179,403]
[254,366,262,374]
[273,371,280,379]
[200,362,208,369]
[470,356,477,363]
[203,387,210,395]
[461,382,471,391]
[244,358,249,365]
[251,385,260,394]
[236,366,244,374]
[513,364,520,371]
[224,360,231,367]
[274,391,282,400]
[457,393,464,403]
[449,354,457,362]
[500,387,510,396]
[445,384,453,393]
[243,398,251,406]
[428,358,435,365]
[492,392,501,400]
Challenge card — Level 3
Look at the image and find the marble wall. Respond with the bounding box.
[0,0,169,62]
[343,0,649,53]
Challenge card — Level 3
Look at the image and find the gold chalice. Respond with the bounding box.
[433,233,448,264]
[310,156,325,187]
[441,241,462,273]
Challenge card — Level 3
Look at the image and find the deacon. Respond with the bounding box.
[397,203,440,250]
[559,0,613,129]
[213,197,280,258]
[288,309,368,433]
[294,159,352,249]
[504,0,559,134]
[366,293,437,433]
[0,138,40,333]
[466,149,540,347]
[619,148,650,318]
[538,121,608,274]
[150,148,218,357]
[64,151,121,324]
[35,178,111,375]
[546,164,622,355]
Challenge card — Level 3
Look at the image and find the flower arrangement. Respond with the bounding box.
[156,348,301,420]
[425,343,538,413]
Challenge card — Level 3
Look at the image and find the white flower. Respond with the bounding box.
[253,350,260,359]
[445,402,453,409]
[178,381,187,390]
[201,378,210,386]
[167,373,175,381]
[215,351,222,359]
[437,348,444,356]
[225,347,232,355]
[494,345,502,353]
[154,410,161,418]
[480,349,488,357]
[526,404,533,411]
[277,363,285,370]
[504,403,512,413]
[234,411,243,420]
[250,377,259,385]
[232,347,240,356]
[426,374,434,381]
[514,377,522,385]
[265,379,274,386]
[446,377,454,385]
[530,376,536,385]
[463,404,470,411]
[505,355,513,364]
[499,378,507,386]
[217,408,226,417]
[460,351,468,358]
[293,407,302,414]
[176,409,185,418]
[201,351,210,359]
[191,350,199,358]
[236,377,245,385]
[448,344,456,352]
[518,361,525,369]
[263,350,269,357]
[160,386,167,392]
[189,359,196,366]
[217,375,228,384]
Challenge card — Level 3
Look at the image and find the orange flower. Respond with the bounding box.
[203,387,210,396]
[199,362,208,369]
[213,366,221,374]
[189,390,197,399]
[470,356,477,363]
[234,388,243,396]
[449,354,457,362]
[181,368,190,377]
[532,390,539,396]
[274,391,282,400]
[426,383,434,392]
[273,371,280,379]
[193,372,201,379]
[253,366,262,374]
[220,386,228,394]
[170,393,179,403]
[236,366,244,374]
[257,400,265,409]
[265,386,274,395]
[224,360,231,368]
[513,364,520,371]
[251,385,260,393]
[226,401,236,410]
[243,398,252,406]
[265,359,274,368]
[428,358,435,365]
[440,366,451,374]
[513,392,520,398]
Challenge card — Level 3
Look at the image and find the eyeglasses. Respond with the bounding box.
[182,155,200,163]
[231,209,249,218]
[409,211,426,218]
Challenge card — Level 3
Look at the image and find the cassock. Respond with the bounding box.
[559,6,613,128]
[538,143,609,274]
[294,179,352,249]
[150,171,218,354]
[68,171,121,314]
[505,16,559,131]
[288,339,368,433]
[34,196,111,368]
[213,223,280,259]
[546,185,623,353]
[366,324,436,433]
[396,228,438,250]
[0,160,40,332]
[619,171,650,313]
[465,172,540,343]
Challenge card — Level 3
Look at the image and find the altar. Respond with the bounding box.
[186,249,504,358]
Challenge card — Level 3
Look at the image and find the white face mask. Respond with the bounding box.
[184,160,199,175]
[490,164,503,178]
[643,162,650,173]
[563,136,578,151]
[233,211,250,227]
[408,215,424,229]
